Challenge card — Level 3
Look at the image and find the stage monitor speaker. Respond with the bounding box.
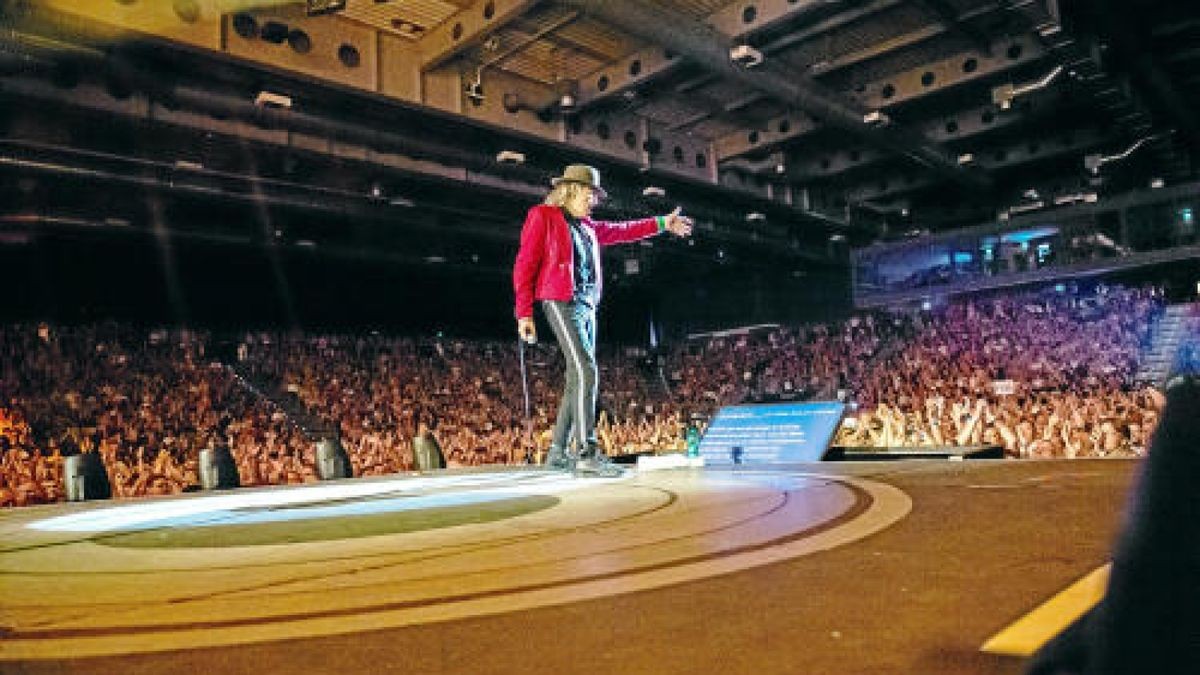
[699,401,846,465]
[198,446,240,490]
[63,452,112,502]
[315,437,352,480]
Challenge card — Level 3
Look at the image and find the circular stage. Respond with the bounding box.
[0,467,910,660]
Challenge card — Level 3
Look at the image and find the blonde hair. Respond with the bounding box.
[544,181,587,207]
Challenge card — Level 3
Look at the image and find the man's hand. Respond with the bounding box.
[663,206,693,237]
[517,317,537,344]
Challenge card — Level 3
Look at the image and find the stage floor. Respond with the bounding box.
[0,459,1136,674]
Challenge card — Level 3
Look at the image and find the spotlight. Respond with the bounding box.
[305,0,346,17]
[496,150,525,165]
[255,91,292,109]
[863,110,891,127]
[730,44,764,69]
[465,79,485,104]
[992,83,1015,110]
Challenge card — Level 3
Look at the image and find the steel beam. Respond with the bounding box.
[419,0,541,72]
[662,0,998,109]
[560,0,990,190]
[572,0,900,111]
[715,33,1050,161]
[805,2,1003,77]
[727,88,1070,181]
[656,87,766,134]
[845,126,1107,202]
[851,35,1050,109]
[1088,0,1200,154]
[916,0,995,56]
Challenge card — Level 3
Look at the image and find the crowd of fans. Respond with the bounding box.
[0,282,1178,507]
[838,284,1163,458]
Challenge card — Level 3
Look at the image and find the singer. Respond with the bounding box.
[512,164,692,476]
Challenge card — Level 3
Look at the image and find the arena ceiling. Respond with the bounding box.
[0,0,1198,268]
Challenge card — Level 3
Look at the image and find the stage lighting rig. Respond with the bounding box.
[991,65,1063,111]
[305,0,346,17]
[730,44,763,69]
[465,68,485,104]
[496,150,525,165]
[862,110,891,127]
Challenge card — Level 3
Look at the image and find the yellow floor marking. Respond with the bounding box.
[982,564,1110,657]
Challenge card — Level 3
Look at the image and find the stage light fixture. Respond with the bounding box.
[992,65,1063,111]
[255,90,292,109]
[730,44,763,68]
[305,0,347,17]
[496,150,525,164]
[465,80,485,103]
[863,110,890,127]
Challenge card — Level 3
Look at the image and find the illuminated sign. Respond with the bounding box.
[699,401,846,464]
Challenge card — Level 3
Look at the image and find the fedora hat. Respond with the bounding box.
[551,164,606,198]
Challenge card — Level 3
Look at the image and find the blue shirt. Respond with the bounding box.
[563,209,599,308]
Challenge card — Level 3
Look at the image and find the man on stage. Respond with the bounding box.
[513,164,692,476]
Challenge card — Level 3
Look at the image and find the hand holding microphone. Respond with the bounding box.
[517,317,537,344]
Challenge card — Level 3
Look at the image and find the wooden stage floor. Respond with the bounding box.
[0,459,1136,674]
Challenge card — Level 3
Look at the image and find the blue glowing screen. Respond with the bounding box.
[699,401,846,464]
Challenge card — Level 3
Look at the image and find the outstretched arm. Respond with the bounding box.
[591,206,693,245]
[660,206,694,237]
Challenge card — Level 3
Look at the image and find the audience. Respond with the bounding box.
[0,282,1175,507]
[835,284,1162,458]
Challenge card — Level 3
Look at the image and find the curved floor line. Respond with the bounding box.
[0,472,912,660]
[1,483,681,575]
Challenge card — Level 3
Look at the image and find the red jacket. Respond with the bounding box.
[513,204,663,318]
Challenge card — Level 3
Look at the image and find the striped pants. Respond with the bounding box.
[542,300,598,454]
